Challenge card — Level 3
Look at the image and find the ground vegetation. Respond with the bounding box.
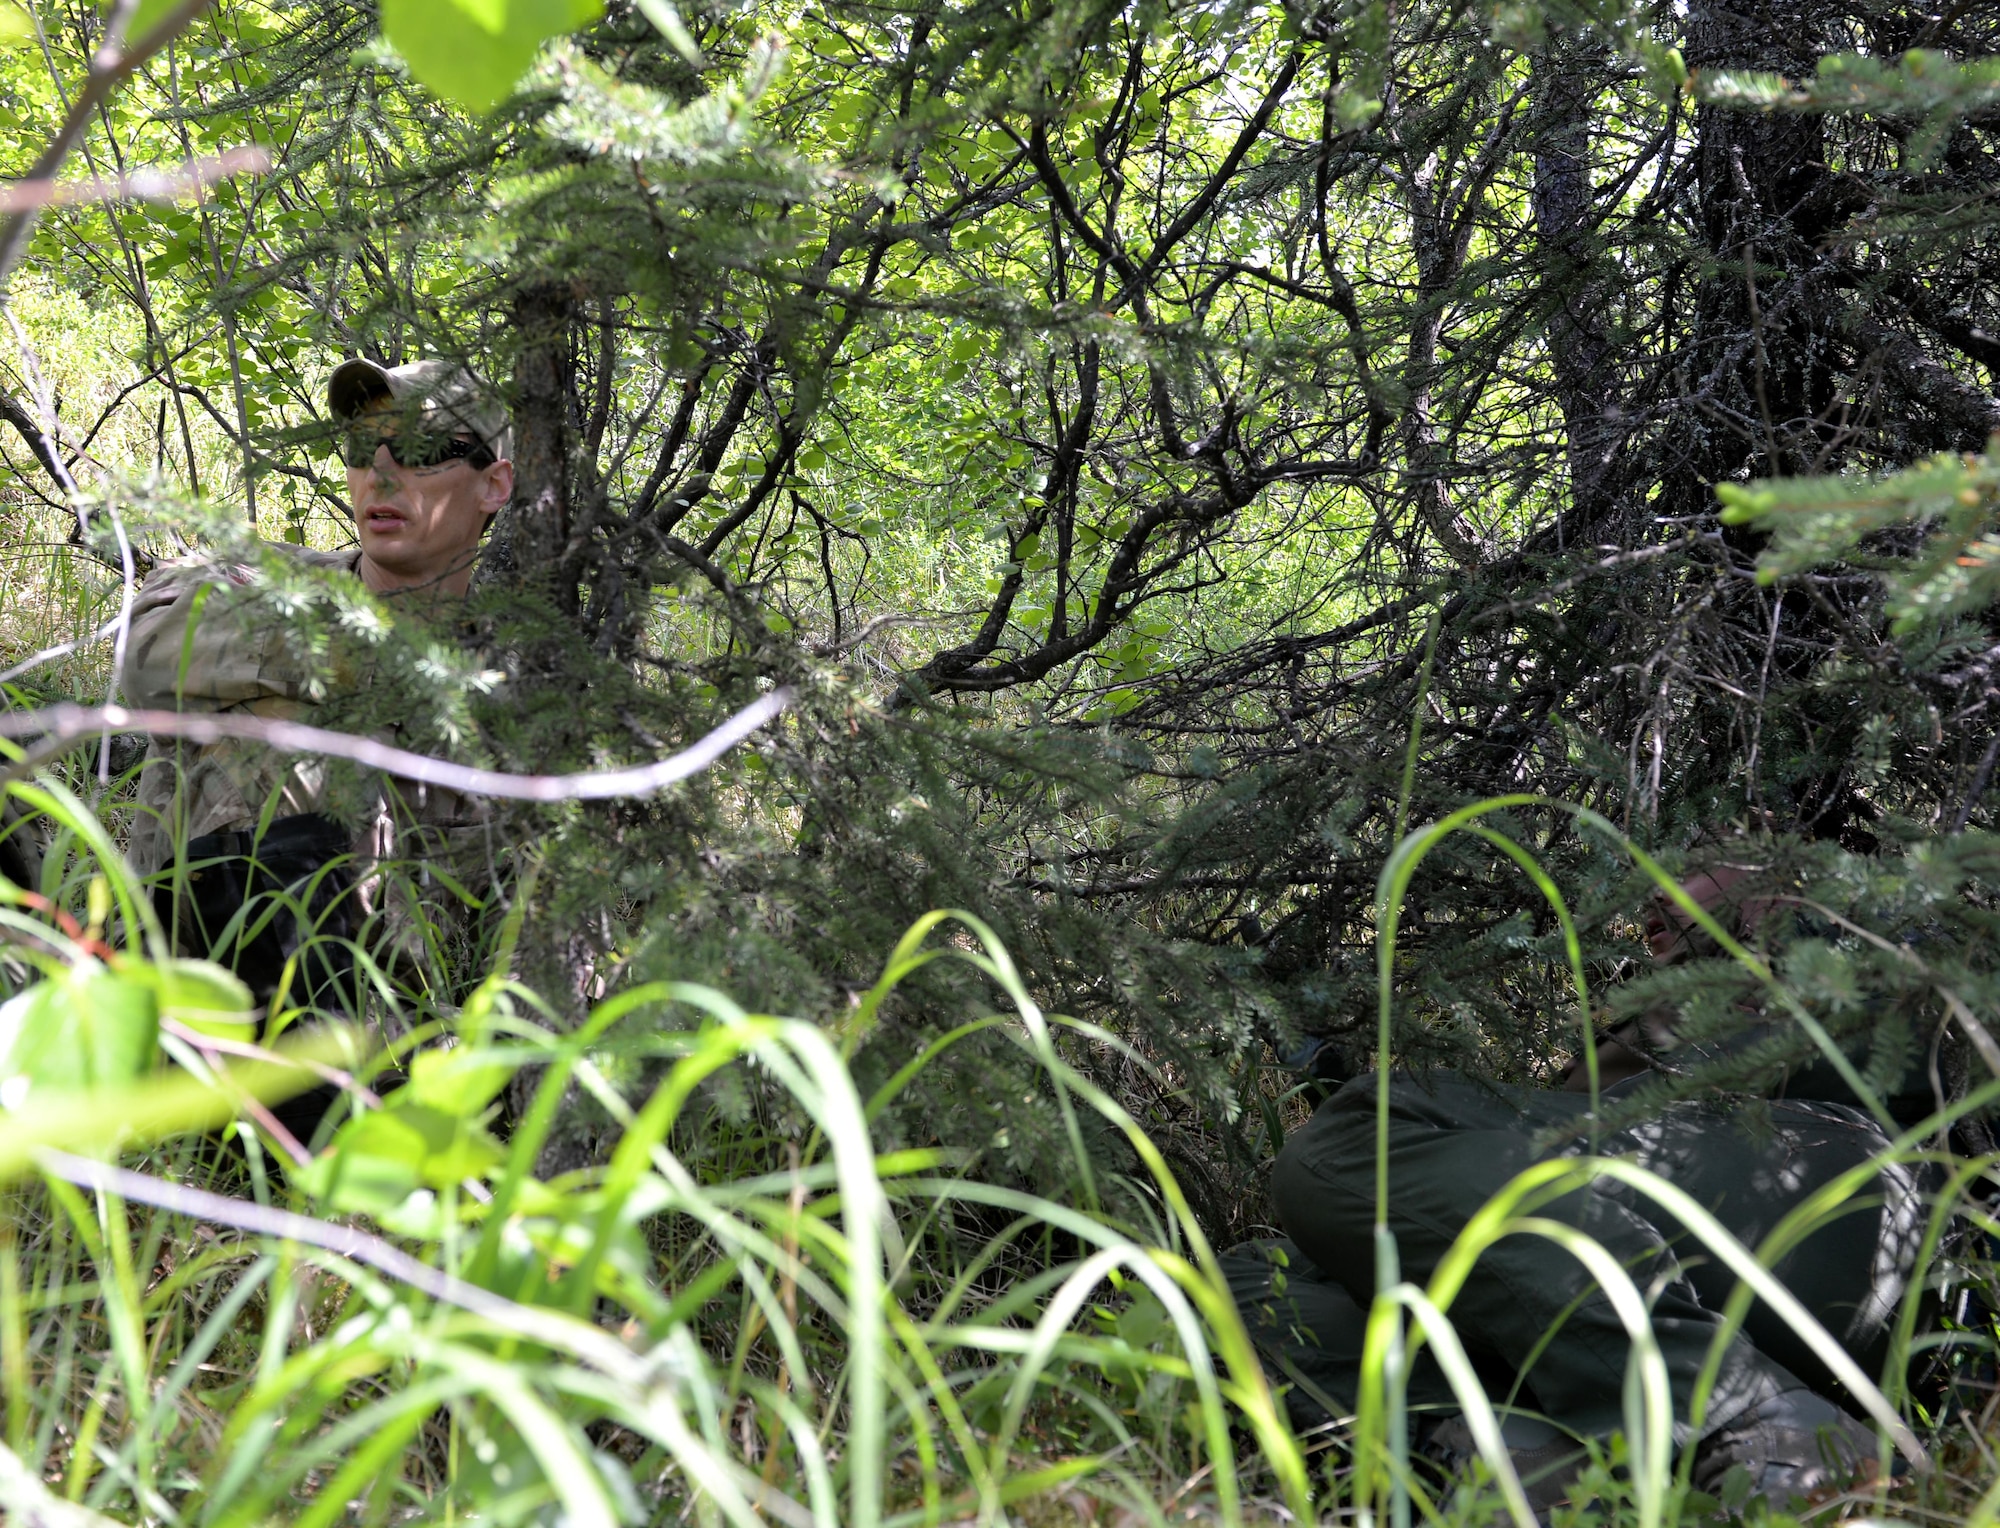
[0,0,1997,1522]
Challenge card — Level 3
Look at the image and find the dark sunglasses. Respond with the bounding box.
[342,427,495,471]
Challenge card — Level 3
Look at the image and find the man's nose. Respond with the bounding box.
[372,443,400,482]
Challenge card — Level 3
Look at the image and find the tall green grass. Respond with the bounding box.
[0,758,1990,1526]
[0,762,1310,1524]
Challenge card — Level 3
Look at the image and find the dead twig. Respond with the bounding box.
[0,146,269,212]
[0,689,795,801]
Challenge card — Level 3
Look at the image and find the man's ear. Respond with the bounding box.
[481,460,515,517]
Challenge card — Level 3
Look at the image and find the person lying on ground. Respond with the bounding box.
[1223,859,1941,1511]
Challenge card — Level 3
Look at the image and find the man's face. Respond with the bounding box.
[1645,864,1764,963]
[345,399,513,597]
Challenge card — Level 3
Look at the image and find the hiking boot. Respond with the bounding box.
[1692,1387,1881,1505]
[1425,1411,1590,1516]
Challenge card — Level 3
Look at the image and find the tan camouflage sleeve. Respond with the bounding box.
[120,559,311,714]
[118,546,494,898]
[119,557,330,879]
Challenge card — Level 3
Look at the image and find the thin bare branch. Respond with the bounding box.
[0,689,795,800]
[0,146,270,212]
[34,1149,649,1380]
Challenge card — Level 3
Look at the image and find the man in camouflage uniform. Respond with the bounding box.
[121,358,514,1017]
[1226,866,1927,1508]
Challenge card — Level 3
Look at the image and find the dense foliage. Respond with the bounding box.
[1,0,1999,1521]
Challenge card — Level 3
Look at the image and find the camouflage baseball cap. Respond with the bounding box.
[326,357,513,462]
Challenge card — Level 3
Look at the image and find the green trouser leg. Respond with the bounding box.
[1220,1236,1516,1430]
[1240,1072,1925,1442]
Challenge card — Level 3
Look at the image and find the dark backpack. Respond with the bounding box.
[157,811,360,1017]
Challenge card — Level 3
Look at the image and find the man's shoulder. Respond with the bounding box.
[124,541,364,704]
[278,543,365,575]
[138,542,361,601]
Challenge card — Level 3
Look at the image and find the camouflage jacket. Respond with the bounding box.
[119,545,497,893]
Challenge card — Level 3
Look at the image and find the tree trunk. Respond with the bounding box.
[485,281,577,601]
[1530,33,1619,536]
[1677,0,1836,500]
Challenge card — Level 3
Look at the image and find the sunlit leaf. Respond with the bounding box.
[303,1097,507,1216]
[380,0,604,114]
[148,958,256,1037]
[408,1044,511,1114]
[126,0,203,49]
[0,965,157,1104]
[297,1108,429,1212]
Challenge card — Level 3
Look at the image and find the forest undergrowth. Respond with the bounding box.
[3,0,2000,1522]
[1,504,1998,1528]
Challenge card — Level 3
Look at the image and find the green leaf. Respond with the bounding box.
[0,4,34,48]
[407,1045,511,1114]
[380,0,605,114]
[299,1109,429,1212]
[0,1031,361,1179]
[304,1097,507,1217]
[0,964,158,1104]
[135,958,256,1038]
[125,0,190,49]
